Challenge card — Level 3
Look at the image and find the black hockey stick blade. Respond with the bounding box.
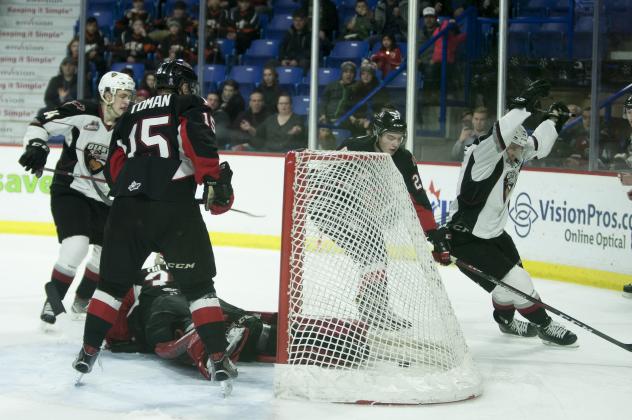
[44,282,67,316]
[451,257,632,352]
[194,199,265,218]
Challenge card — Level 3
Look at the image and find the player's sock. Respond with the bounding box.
[189,294,228,355]
[82,289,122,350]
[50,265,76,300]
[73,267,100,313]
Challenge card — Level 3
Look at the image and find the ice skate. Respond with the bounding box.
[40,300,56,325]
[71,295,89,316]
[537,320,578,347]
[623,283,632,298]
[208,353,238,397]
[72,344,101,384]
[494,314,537,337]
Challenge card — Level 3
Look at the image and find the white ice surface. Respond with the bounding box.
[0,234,630,420]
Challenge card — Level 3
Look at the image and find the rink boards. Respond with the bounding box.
[0,145,630,289]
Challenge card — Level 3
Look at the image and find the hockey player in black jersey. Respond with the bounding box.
[18,71,136,325]
[322,109,451,330]
[447,80,578,346]
[72,59,237,387]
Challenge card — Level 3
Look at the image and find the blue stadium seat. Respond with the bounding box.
[91,10,114,27]
[276,66,304,95]
[110,62,145,85]
[217,38,236,63]
[298,67,341,95]
[292,95,310,115]
[508,23,531,57]
[520,0,554,17]
[242,39,280,66]
[228,65,263,91]
[574,16,593,32]
[531,31,565,58]
[265,14,293,40]
[331,128,351,146]
[325,41,369,68]
[196,64,227,94]
[273,0,301,14]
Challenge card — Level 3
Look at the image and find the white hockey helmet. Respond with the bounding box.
[98,71,136,103]
[509,125,528,148]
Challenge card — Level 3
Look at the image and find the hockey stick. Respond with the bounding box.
[41,167,264,217]
[194,199,265,218]
[42,167,106,183]
[451,257,632,352]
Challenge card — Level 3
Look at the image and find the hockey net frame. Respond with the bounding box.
[274,150,482,404]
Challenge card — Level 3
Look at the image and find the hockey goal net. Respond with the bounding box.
[274,150,482,404]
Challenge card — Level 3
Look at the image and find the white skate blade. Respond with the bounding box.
[74,373,86,387]
[40,321,58,333]
[220,379,233,398]
[541,339,580,349]
[70,312,87,321]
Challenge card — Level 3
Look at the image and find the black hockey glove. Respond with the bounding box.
[509,80,551,113]
[202,161,233,212]
[426,227,452,266]
[545,101,571,132]
[18,139,49,176]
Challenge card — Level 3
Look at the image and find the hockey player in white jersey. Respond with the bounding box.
[447,80,578,346]
[18,71,135,325]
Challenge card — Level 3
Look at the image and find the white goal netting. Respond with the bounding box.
[274,151,482,404]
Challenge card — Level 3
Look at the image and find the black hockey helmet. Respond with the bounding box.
[625,95,632,110]
[155,58,198,95]
[372,109,407,141]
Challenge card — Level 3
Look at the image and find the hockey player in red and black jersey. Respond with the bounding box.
[72,59,238,387]
[317,109,450,330]
[446,80,578,346]
[18,71,136,325]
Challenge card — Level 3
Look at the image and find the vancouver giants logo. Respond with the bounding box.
[426,180,450,225]
[509,192,539,238]
[84,143,109,175]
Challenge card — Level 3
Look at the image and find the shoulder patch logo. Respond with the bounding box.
[83,120,100,131]
[128,181,142,191]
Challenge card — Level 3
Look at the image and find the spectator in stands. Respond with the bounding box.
[613,97,632,169]
[140,71,157,96]
[85,16,108,75]
[206,91,231,147]
[260,65,282,111]
[158,20,192,61]
[230,90,271,150]
[375,0,406,41]
[206,0,230,39]
[219,79,246,124]
[298,0,337,55]
[43,57,78,111]
[252,94,307,152]
[279,9,311,70]
[135,89,151,103]
[226,0,260,55]
[319,127,337,150]
[112,18,156,67]
[150,1,194,42]
[418,7,466,95]
[370,33,402,76]
[477,0,499,18]
[451,106,490,161]
[349,60,390,136]
[319,61,356,125]
[118,0,152,33]
[343,0,376,41]
[66,37,80,65]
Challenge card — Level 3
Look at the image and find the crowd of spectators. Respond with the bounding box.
[38,0,631,168]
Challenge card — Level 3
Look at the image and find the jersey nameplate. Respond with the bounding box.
[131,94,171,114]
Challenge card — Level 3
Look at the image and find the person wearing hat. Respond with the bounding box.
[149,0,194,42]
[319,61,357,125]
[279,8,311,70]
[349,59,390,136]
[43,57,78,111]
